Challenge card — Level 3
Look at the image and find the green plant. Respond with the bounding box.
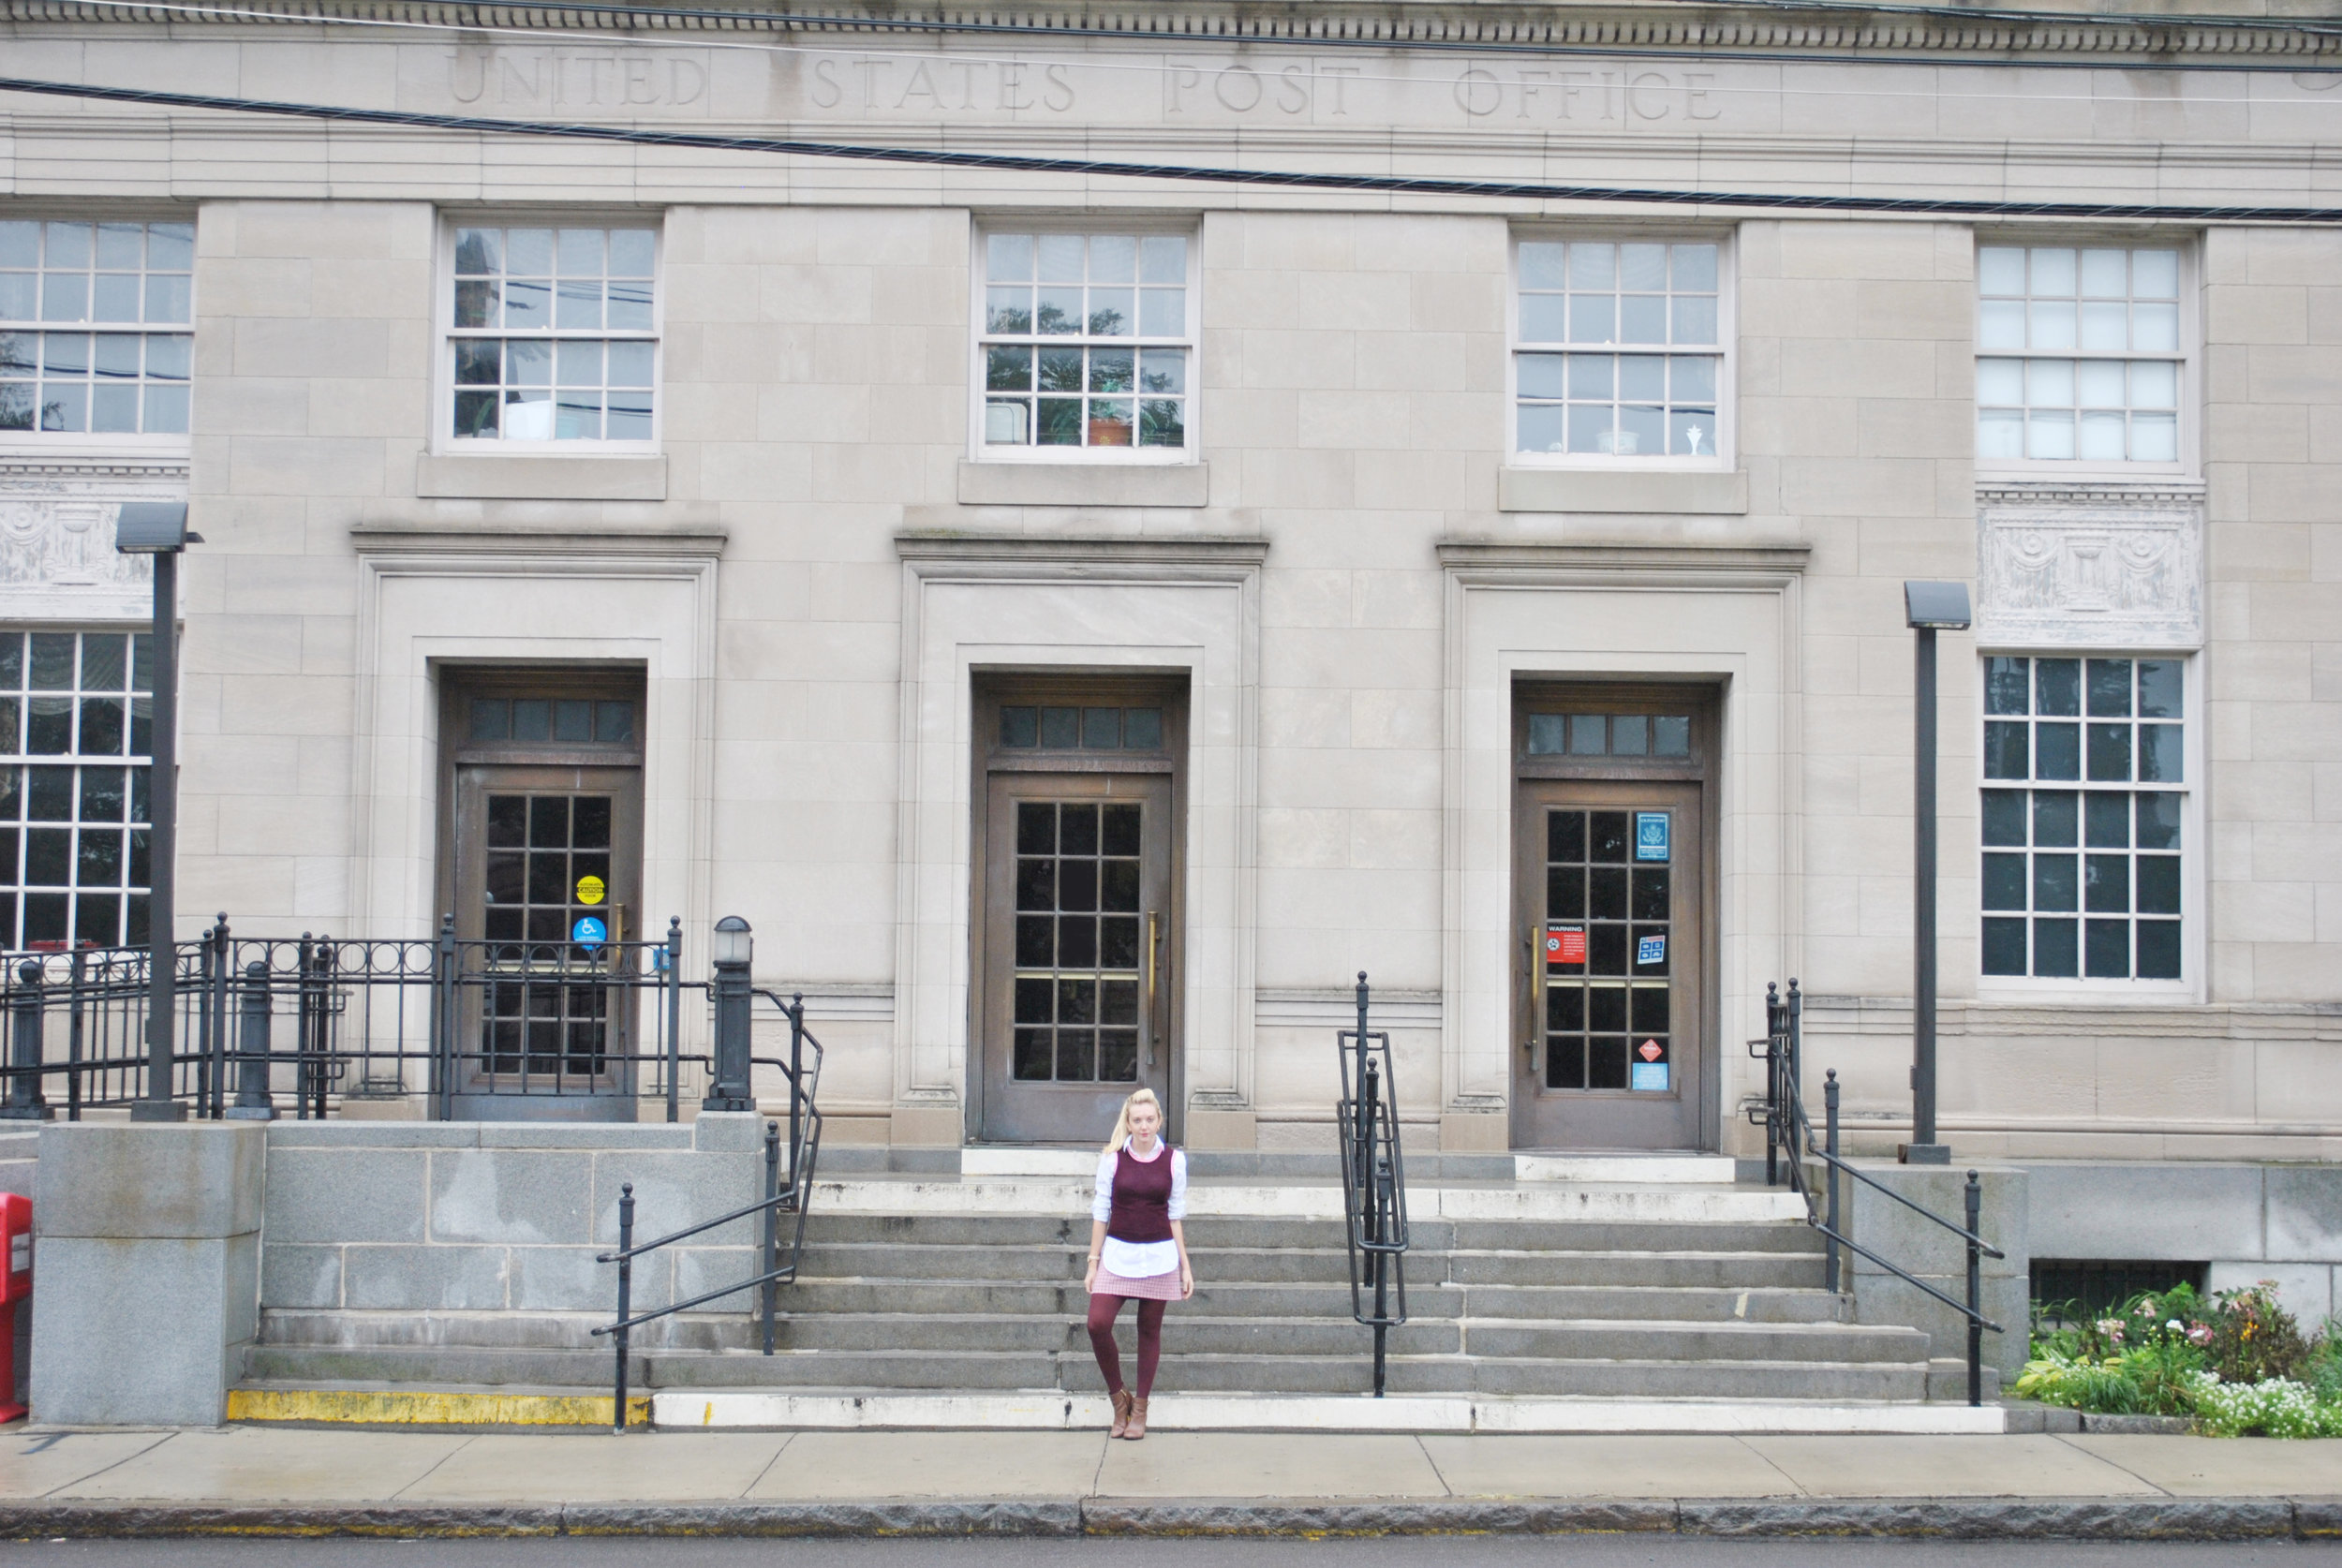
[2302,1318,2342,1403]
[2188,1372,2342,1439]
[2206,1281,2309,1385]
[2015,1353,2146,1413]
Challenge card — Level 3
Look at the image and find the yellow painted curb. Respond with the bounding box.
[228,1388,650,1427]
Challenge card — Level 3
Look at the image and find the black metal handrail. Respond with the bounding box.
[591,990,825,1431]
[1335,971,1407,1398]
[0,915,713,1121]
[1759,979,2006,1406]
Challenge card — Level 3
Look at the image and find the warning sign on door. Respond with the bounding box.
[1545,926,1586,965]
[575,874,606,906]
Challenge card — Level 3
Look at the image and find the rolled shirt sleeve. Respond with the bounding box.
[1092,1147,1117,1224]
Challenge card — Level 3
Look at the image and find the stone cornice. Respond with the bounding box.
[8,0,2342,62]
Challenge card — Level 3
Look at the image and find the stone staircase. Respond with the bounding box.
[241,1158,1953,1417]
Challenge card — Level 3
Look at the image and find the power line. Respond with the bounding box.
[2,72,2338,223]
[44,0,2342,76]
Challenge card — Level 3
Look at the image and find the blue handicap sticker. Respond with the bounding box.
[1635,811,1669,862]
[571,915,608,949]
[1631,1061,1670,1092]
[1637,934,1666,966]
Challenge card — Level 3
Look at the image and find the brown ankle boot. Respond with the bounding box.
[1109,1388,1133,1438]
[1124,1395,1149,1440]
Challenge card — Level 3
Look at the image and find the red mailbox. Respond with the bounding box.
[0,1191,28,1423]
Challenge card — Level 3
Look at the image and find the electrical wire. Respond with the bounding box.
[39,0,2342,77]
[2,72,2337,222]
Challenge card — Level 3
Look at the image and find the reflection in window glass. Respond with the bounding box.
[1981,654,2184,982]
[0,629,155,950]
[982,233,1191,451]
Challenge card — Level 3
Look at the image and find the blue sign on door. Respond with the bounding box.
[571,915,607,949]
[1637,934,1667,967]
[1635,811,1669,862]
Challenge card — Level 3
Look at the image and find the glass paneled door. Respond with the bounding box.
[1513,780,1703,1148]
[979,770,1176,1144]
[439,673,646,1121]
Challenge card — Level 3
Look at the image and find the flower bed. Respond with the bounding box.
[2017,1281,2342,1438]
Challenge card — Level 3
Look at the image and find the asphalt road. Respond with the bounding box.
[7,1540,2337,1566]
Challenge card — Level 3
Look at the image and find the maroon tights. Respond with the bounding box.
[1087,1294,1167,1398]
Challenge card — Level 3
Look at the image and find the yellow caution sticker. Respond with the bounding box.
[576,874,606,905]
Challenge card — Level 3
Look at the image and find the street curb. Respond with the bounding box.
[1,1496,2335,1540]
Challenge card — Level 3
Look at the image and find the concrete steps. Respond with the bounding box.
[242,1191,1941,1417]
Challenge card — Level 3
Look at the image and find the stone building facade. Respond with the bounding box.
[1,1,2337,1316]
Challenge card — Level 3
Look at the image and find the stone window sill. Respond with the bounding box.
[957,460,1208,509]
[1498,466,1747,515]
[416,452,668,502]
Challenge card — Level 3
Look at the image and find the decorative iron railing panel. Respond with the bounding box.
[0,914,713,1121]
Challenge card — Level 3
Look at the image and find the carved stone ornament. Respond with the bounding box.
[0,459,187,621]
[1975,485,2203,650]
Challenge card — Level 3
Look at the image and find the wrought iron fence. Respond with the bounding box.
[0,914,718,1121]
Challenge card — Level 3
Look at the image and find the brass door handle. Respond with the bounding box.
[1144,911,1161,1068]
[1524,930,1538,1063]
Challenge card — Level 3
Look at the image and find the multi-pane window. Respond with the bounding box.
[979,232,1191,453]
[1013,802,1143,1084]
[0,220,194,436]
[0,630,153,951]
[1526,712,1691,758]
[1541,808,1675,1091]
[449,225,656,443]
[1515,241,1722,460]
[999,703,1164,751]
[1982,656,2185,983]
[1977,245,2184,465]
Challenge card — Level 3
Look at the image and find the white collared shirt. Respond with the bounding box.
[1091,1138,1188,1278]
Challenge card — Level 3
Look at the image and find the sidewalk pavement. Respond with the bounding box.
[1,1427,2338,1540]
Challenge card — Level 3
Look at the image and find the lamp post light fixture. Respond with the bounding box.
[704,915,754,1113]
[1902,580,1971,1166]
[115,502,201,1123]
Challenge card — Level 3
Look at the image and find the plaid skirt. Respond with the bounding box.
[1090,1265,1185,1301]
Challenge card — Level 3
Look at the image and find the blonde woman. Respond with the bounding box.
[1083,1087,1193,1440]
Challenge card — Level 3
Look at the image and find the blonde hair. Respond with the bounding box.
[1104,1087,1164,1155]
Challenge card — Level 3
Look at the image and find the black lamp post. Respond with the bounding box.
[1901,580,1971,1166]
[704,915,753,1112]
[116,502,200,1123]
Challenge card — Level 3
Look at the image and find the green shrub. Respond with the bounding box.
[2300,1318,2342,1403]
[2206,1281,2309,1385]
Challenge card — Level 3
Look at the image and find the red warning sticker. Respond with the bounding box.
[1638,1039,1665,1062]
[1545,926,1587,965]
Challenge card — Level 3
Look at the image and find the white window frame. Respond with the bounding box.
[968,220,1200,466]
[0,212,197,456]
[1973,647,2203,1003]
[1972,234,2197,482]
[434,214,663,455]
[1506,229,1734,471]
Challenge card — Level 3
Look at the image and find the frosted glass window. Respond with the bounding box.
[1976,244,2185,466]
[1517,240,1724,459]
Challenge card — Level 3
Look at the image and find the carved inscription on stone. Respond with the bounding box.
[1976,491,2202,649]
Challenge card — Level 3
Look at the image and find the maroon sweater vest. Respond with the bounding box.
[1106,1144,1177,1245]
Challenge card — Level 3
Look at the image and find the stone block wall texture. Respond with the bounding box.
[1845,1162,2029,1383]
[2026,1159,2342,1324]
[29,1124,266,1426]
[258,1113,772,1321]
